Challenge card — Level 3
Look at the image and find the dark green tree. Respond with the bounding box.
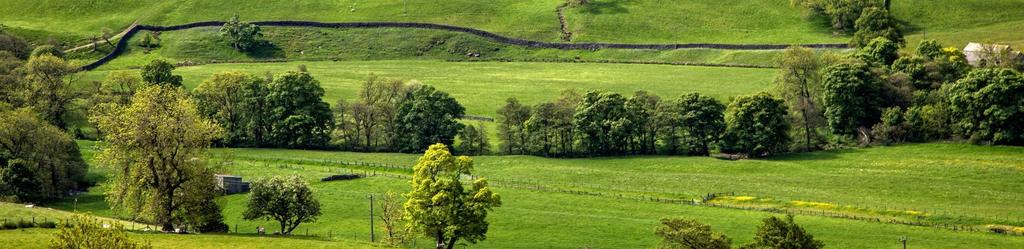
[0,159,42,202]
[194,72,266,146]
[721,93,790,157]
[677,93,726,156]
[822,62,885,136]
[266,70,334,148]
[456,122,489,155]
[626,91,661,154]
[574,91,632,155]
[140,59,182,87]
[855,37,900,66]
[946,68,1024,145]
[655,218,731,249]
[743,215,824,249]
[393,85,465,153]
[0,108,86,201]
[496,98,531,154]
[851,7,904,47]
[0,31,30,59]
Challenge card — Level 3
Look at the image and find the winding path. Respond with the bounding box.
[80,20,849,71]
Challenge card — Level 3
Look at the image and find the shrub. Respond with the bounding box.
[871,107,909,145]
[17,220,34,228]
[2,221,17,229]
[38,221,57,228]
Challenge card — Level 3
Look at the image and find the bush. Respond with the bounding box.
[871,107,909,145]
[2,221,17,229]
[17,220,34,228]
[38,221,57,228]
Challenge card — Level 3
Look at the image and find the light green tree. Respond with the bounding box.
[24,54,74,129]
[404,144,501,249]
[775,46,826,151]
[655,218,731,249]
[90,85,223,231]
[220,14,263,51]
[50,214,152,249]
[243,175,322,235]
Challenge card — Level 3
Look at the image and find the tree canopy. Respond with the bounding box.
[244,175,322,235]
[946,68,1024,145]
[393,85,465,153]
[405,144,500,249]
[266,70,334,149]
[721,93,791,157]
[90,85,223,231]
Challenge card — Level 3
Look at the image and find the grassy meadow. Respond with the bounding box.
[3,0,1022,48]
[69,26,786,69]
[6,141,1022,248]
[79,60,777,118]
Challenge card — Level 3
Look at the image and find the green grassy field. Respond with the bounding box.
[71,26,785,69]
[79,60,777,118]
[3,0,1022,47]
[8,141,1021,248]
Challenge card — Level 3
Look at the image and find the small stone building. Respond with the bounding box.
[215,174,250,194]
[964,42,1022,67]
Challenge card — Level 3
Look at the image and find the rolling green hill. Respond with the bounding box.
[20,141,1023,248]
[3,0,1022,47]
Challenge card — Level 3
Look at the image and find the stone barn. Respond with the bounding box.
[215,174,251,194]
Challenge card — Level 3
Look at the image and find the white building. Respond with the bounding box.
[963,42,1021,67]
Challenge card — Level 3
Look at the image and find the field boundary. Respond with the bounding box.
[80,20,849,71]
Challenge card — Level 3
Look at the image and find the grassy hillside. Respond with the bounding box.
[79,60,777,118]
[27,141,1024,248]
[69,26,785,69]
[2,0,1021,47]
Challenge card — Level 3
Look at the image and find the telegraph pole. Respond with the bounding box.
[369,194,375,242]
[899,236,907,249]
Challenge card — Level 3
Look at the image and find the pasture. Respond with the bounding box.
[79,60,778,118]
[2,0,1021,47]
[10,141,1022,248]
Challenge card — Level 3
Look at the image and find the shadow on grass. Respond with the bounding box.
[244,41,285,59]
[577,0,629,15]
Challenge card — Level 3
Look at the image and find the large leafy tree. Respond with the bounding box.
[655,218,731,249]
[0,108,86,202]
[574,91,632,155]
[90,85,223,231]
[743,215,824,249]
[266,70,334,148]
[626,91,662,154]
[194,72,266,146]
[822,61,885,136]
[852,7,904,47]
[946,68,1024,145]
[243,175,321,235]
[140,59,182,87]
[405,144,501,249]
[721,93,790,157]
[456,122,489,155]
[677,93,726,156]
[775,46,826,151]
[24,54,74,129]
[855,37,900,66]
[220,14,263,51]
[393,85,465,153]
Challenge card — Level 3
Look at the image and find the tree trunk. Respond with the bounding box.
[435,231,445,249]
[160,189,175,232]
[445,237,458,249]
